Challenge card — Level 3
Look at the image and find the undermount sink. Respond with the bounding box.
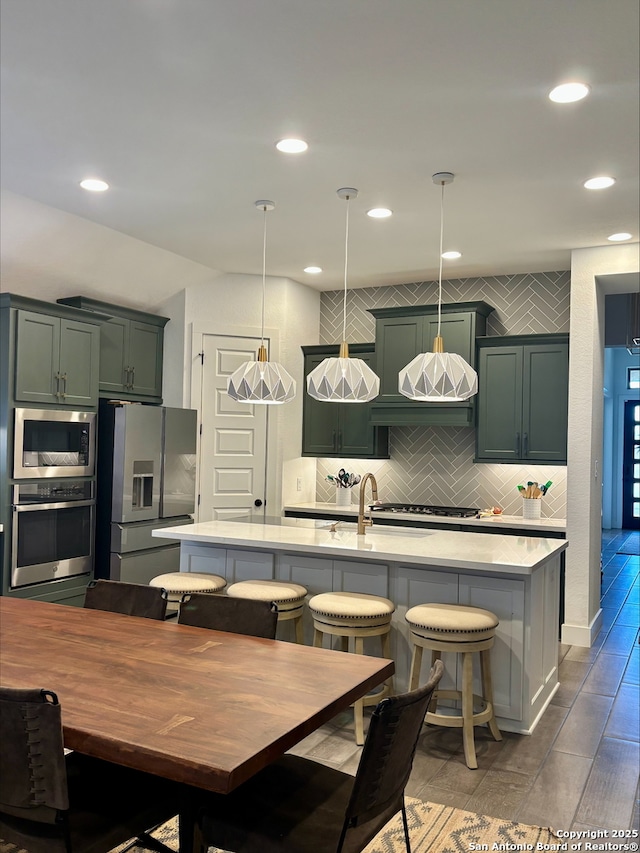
[319,521,432,537]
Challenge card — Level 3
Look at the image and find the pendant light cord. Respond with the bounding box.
[342,194,350,343]
[437,180,445,339]
[261,204,267,347]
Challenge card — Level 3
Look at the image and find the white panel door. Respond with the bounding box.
[198,334,268,522]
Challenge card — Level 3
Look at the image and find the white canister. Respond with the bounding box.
[336,487,352,507]
[522,497,542,519]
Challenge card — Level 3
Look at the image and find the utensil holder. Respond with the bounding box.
[522,497,542,519]
[336,487,352,507]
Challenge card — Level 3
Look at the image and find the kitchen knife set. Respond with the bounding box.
[326,469,361,488]
[518,480,552,499]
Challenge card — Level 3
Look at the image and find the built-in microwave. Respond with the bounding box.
[13,408,96,479]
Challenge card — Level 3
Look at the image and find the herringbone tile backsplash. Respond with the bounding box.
[315,271,569,518]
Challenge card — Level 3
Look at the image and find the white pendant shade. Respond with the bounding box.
[226,200,296,404]
[227,357,296,404]
[306,355,380,403]
[399,172,478,403]
[398,351,477,402]
[306,187,380,405]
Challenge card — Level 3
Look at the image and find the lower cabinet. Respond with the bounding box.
[175,540,560,733]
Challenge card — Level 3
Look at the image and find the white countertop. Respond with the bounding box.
[283,502,567,534]
[153,516,567,576]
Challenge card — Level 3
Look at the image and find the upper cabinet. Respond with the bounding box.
[475,334,569,464]
[367,302,494,426]
[0,295,108,408]
[302,344,389,459]
[58,297,169,402]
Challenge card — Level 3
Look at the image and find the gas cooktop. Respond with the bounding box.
[370,503,480,519]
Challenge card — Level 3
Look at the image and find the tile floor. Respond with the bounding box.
[290,529,640,832]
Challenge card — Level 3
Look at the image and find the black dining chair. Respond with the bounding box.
[0,686,180,853]
[84,579,169,620]
[178,592,278,639]
[185,660,444,853]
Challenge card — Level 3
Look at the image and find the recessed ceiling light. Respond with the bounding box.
[549,82,590,103]
[366,208,393,219]
[275,138,308,154]
[607,232,633,242]
[584,176,616,190]
[79,178,109,192]
[441,251,462,260]
[303,266,323,274]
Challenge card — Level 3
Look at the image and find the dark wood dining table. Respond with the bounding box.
[0,597,394,794]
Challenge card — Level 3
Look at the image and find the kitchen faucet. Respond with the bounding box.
[357,472,378,535]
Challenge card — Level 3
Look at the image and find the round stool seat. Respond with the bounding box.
[149,572,226,601]
[406,603,498,642]
[227,579,307,612]
[308,592,395,627]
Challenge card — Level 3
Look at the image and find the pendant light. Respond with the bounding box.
[227,201,296,404]
[398,172,478,402]
[306,188,380,403]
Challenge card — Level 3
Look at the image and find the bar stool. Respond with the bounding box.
[308,591,395,745]
[226,579,307,643]
[405,602,502,769]
[149,571,226,616]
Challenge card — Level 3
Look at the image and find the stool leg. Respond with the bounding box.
[461,651,478,769]
[380,630,394,695]
[313,627,323,648]
[408,642,423,691]
[480,648,502,742]
[353,635,365,746]
[294,614,304,644]
[428,650,442,714]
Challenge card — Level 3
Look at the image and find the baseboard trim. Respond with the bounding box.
[561,608,603,647]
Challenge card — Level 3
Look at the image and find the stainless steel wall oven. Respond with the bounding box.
[11,480,95,588]
[13,408,96,479]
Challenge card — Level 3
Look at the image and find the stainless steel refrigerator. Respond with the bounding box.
[95,401,197,584]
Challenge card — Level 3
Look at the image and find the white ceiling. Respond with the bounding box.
[1,0,638,300]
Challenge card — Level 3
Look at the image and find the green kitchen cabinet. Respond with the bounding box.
[58,297,169,401]
[14,309,100,407]
[475,334,569,464]
[368,302,494,426]
[302,344,389,458]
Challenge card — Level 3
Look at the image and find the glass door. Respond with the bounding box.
[622,400,640,529]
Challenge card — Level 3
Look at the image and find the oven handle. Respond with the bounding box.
[13,499,96,512]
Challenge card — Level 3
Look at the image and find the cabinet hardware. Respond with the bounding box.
[130,366,135,389]
[516,432,521,456]
[523,432,529,456]
[60,373,67,400]
[55,372,61,400]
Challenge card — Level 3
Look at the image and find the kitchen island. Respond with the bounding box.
[153,517,568,735]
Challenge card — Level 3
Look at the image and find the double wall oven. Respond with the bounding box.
[10,408,97,590]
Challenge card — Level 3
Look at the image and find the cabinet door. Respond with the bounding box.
[522,343,568,462]
[375,316,423,404]
[339,351,378,456]
[99,317,129,394]
[58,319,100,406]
[425,312,473,362]
[128,320,164,398]
[302,354,340,455]
[476,346,523,461]
[14,310,59,404]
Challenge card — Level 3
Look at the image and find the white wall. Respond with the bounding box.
[0,190,217,310]
[565,244,640,647]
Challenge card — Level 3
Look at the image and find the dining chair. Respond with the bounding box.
[84,579,169,620]
[0,686,180,853]
[179,592,278,639]
[186,660,444,853]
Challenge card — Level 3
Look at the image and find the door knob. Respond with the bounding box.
[254,499,263,507]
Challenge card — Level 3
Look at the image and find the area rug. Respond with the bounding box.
[104,796,557,853]
[616,532,639,555]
